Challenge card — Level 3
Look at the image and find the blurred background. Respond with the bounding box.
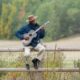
[0,0,80,41]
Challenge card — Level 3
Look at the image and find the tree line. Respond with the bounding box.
[0,0,80,41]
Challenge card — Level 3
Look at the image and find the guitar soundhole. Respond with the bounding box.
[29,34,32,36]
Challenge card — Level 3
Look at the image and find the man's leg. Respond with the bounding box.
[24,47,31,69]
[32,43,45,69]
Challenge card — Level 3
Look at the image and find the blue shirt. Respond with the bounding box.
[15,23,45,47]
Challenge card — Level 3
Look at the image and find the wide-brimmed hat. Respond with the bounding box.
[26,15,37,22]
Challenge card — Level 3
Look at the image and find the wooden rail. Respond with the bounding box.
[0,68,80,72]
[0,47,80,73]
[0,47,80,52]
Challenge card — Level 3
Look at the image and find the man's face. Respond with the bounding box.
[30,19,36,24]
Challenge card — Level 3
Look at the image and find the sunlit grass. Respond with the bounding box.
[0,51,80,80]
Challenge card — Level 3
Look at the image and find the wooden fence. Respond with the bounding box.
[0,47,80,80]
[0,47,80,52]
[0,68,80,72]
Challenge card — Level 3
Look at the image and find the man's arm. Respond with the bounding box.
[15,25,29,40]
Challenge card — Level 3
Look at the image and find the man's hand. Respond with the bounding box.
[24,37,29,40]
[23,34,30,40]
[23,35,29,40]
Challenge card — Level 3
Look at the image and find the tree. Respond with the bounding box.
[0,0,28,39]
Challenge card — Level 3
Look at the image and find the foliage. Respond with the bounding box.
[0,0,28,39]
[0,60,7,77]
[0,0,80,41]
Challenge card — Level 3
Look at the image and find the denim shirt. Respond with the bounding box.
[15,23,45,47]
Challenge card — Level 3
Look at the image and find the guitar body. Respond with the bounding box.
[22,30,37,46]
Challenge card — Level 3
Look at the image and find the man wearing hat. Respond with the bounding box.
[16,15,45,69]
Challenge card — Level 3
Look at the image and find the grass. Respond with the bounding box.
[0,51,80,80]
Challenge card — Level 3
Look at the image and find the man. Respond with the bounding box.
[16,15,45,69]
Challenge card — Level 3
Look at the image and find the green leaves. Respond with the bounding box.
[0,0,28,39]
[1,0,80,41]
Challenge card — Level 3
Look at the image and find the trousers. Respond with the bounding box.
[23,43,45,64]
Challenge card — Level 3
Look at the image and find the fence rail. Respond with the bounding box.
[0,47,80,52]
[0,68,80,72]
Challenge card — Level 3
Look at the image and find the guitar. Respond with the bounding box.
[22,21,50,46]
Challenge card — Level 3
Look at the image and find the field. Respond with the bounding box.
[0,35,80,80]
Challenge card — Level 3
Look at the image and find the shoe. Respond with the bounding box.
[26,64,30,70]
[32,58,40,69]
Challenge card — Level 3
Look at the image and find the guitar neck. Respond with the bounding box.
[32,21,49,35]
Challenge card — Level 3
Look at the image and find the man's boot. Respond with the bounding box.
[26,64,30,70]
[32,58,40,69]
